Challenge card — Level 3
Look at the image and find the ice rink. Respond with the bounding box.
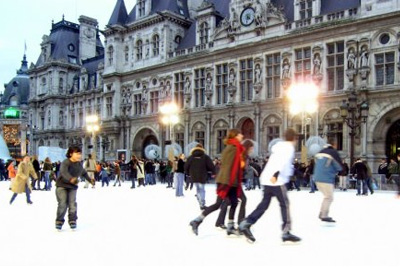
[1,181,399,266]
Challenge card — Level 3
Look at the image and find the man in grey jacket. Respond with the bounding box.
[313,139,343,223]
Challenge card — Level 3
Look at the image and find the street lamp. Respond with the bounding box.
[85,114,100,160]
[159,102,179,160]
[287,82,319,163]
[340,90,369,167]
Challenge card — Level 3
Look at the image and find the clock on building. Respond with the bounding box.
[240,7,255,26]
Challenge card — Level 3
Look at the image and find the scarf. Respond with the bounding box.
[217,138,245,199]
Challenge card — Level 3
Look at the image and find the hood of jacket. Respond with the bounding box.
[190,147,206,157]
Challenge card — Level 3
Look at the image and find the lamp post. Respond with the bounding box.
[85,114,100,160]
[340,90,369,167]
[287,82,319,163]
[159,102,179,160]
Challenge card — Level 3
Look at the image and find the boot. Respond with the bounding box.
[282,232,301,242]
[55,221,63,231]
[226,222,237,236]
[189,220,202,236]
[69,221,77,230]
[239,220,255,242]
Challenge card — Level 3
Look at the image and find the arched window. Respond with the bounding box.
[108,46,114,65]
[10,96,18,106]
[199,22,209,44]
[136,40,143,60]
[152,34,160,56]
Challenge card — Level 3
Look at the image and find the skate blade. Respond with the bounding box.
[245,237,255,244]
[281,240,301,245]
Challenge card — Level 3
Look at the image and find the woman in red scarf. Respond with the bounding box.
[190,129,244,236]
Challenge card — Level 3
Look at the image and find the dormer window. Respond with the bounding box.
[199,22,209,45]
[138,0,146,17]
[152,34,160,56]
[136,40,143,60]
[299,0,312,20]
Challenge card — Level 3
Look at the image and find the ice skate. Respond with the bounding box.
[282,232,301,243]
[189,220,201,236]
[55,221,63,231]
[69,221,77,230]
[226,222,239,236]
[239,220,255,243]
[320,217,336,223]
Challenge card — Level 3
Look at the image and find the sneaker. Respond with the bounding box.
[189,220,202,236]
[69,221,77,229]
[282,232,301,242]
[320,217,336,223]
[239,220,255,242]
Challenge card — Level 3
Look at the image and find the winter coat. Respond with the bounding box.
[184,147,215,184]
[338,163,349,176]
[351,161,368,180]
[7,164,16,178]
[43,162,53,171]
[216,144,240,186]
[56,158,91,189]
[313,145,343,184]
[32,159,40,172]
[11,162,37,194]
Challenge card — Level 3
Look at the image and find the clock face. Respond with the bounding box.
[240,7,255,26]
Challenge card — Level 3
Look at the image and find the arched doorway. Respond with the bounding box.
[142,135,159,158]
[241,118,255,140]
[386,119,400,160]
[132,128,159,159]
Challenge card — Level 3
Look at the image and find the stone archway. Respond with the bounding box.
[132,128,159,159]
[386,119,400,160]
[239,118,255,140]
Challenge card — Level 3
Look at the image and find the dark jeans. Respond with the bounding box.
[167,173,173,187]
[131,170,137,188]
[246,185,291,233]
[203,187,238,221]
[253,176,261,189]
[216,188,246,226]
[365,177,374,194]
[56,187,77,224]
[10,184,31,203]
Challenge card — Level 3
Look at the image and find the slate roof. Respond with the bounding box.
[2,55,30,105]
[108,0,128,26]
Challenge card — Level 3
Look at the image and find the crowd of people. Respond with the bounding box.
[1,127,400,242]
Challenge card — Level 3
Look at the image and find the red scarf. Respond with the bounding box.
[217,138,245,199]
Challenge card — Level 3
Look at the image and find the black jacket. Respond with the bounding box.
[184,148,215,183]
[351,161,367,180]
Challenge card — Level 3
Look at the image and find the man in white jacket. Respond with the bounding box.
[239,128,301,243]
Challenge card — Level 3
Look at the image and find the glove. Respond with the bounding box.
[69,177,79,184]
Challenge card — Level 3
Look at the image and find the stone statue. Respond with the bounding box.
[360,46,369,68]
[313,53,321,75]
[142,86,148,102]
[281,59,291,79]
[229,8,239,33]
[184,77,191,93]
[165,81,171,98]
[254,0,265,27]
[255,64,262,84]
[206,73,212,91]
[347,48,356,70]
[229,69,236,86]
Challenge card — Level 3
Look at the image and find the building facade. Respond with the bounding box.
[29,0,400,170]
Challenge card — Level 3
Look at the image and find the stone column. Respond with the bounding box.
[184,111,190,155]
[205,111,211,153]
[254,104,261,157]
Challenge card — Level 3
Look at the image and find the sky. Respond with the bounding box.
[0,0,137,92]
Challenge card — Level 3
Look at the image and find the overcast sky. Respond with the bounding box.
[0,0,137,92]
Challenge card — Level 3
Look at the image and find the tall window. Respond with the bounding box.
[108,46,114,65]
[267,126,280,143]
[175,132,184,151]
[217,129,227,154]
[106,97,113,117]
[199,22,209,44]
[327,41,344,91]
[195,131,205,147]
[375,52,395,86]
[299,0,313,20]
[59,111,64,126]
[326,123,343,150]
[136,40,143,60]
[47,110,51,128]
[138,0,146,17]
[194,68,206,107]
[240,58,254,102]
[124,46,129,63]
[294,47,311,82]
[216,64,228,104]
[174,72,185,109]
[40,77,47,95]
[150,91,159,113]
[59,77,64,92]
[134,94,142,115]
[152,34,160,56]
[266,53,281,98]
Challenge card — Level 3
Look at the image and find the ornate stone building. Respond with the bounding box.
[29,0,400,170]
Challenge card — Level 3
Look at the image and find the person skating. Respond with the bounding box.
[10,155,38,205]
[239,129,301,243]
[190,129,244,236]
[184,143,216,210]
[113,161,122,186]
[83,154,96,189]
[351,159,368,196]
[55,146,95,230]
[313,140,343,223]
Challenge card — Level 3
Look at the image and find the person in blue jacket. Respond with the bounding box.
[313,139,343,223]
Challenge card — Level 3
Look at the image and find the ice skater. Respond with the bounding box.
[239,129,301,243]
[190,129,244,236]
[10,155,37,205]
[55,146,95,230]
[313,140,343,223]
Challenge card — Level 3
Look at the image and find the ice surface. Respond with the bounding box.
[1,182,399,266]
